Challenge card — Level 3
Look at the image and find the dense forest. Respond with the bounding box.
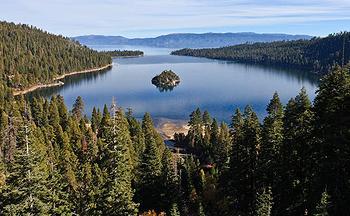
[101,50,144,57]
[0,21,111,91]
[0,64,349,215]
[172,32,350,75]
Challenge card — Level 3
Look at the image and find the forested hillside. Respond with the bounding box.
[0,64,349,215]
[101,50,144,57]
[172,32,350,75]
[0,21,111,92]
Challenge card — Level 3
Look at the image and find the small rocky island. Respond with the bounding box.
[151,70,180,92]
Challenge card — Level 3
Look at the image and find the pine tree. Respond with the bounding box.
[48,96,60,128]
[100,106,138,216]
[277,88,314,215]
[214,122,231,170]
[56,95,69,129]
[2,124,51,215]
[142,112,165,154]
[138,113,163,212]
[260,92,283,187]
[225,106,261,215]
[127,113,145,161]
[160,149,179,212]
[188,108,203,151]
[98,104,111,140]
[313,65,350,215]
[31,97,44,127]
[91,107,101,133]
[314,189,330,216]
[72,96,84,121]
[255,187,273,216]
[202,110,212,127]
[47,165,73,215]
[198,201,206,216]
[168,203,180,216]
[201,126,212,163]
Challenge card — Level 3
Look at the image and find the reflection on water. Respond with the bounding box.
[27,46,319,122]
[152,82,180,92]
[28,69,111,98]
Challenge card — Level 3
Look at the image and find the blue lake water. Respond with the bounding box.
[29,45,319,122]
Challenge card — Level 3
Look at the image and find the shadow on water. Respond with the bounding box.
[152,83,180,92]
[26,68,112,99]
[214,59,320,85]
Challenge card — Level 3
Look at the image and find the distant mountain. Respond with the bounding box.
[73,32,312,48]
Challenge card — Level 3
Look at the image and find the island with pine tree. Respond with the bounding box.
[151,70,180,91]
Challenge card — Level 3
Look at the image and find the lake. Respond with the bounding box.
[28,45,319,123]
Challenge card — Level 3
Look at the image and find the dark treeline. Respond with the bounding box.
[0,64,349,215]
[101,50,144,57]
[0,94,174,215]
[172,32,350,75]
[0,21,111,91]
[171,64,350,216]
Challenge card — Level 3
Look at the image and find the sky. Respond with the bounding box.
[1,0,350,38]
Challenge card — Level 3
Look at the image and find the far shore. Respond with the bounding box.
[13,64,112,96]
[112,54,144,58]
[155,118,189,140]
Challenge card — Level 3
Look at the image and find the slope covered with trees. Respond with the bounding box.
[0,64,349,215]
[172,32,350,75]
[101,50,144,57]
[0,21,112,92]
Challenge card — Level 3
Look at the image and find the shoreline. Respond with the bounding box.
[154,118,189,140]
[112,54,144,58]
[13,64,112,96]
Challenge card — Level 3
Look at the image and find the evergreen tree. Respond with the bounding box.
[202,110,212,127]
[314,189,331,216]
[56,95,69,129]
[198,201,206,216]
[2,124,51,215]
[214,122,231,170]
[72,96,84,121]
[98,104,111,140]
[225,106,261,215]
[277,88,314,215]
[138,113,163,212]
[168,203,180,216]
[255,187,273,216]
[187,108,203,151]
[160,149,179,212]
[313,65,350,215]
[260,92,283,187]
[91,107,102,133]
[100,107,138,216]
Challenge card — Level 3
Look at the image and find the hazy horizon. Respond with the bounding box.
[73,32,314,38]
[1,0,350,38]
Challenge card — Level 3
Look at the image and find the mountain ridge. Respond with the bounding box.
[73,32,312,48]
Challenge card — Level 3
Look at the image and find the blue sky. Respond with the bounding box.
[1,0,350,37]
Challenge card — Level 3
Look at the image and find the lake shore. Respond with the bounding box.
[13,64,112,96]
[155,118,189,140]
[112,54,144,58]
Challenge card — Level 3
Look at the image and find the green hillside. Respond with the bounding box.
[172,32,350,75]
[0,21,111,92]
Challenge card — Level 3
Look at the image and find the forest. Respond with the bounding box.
[0,64,349,215]
[171,32,350,75]
[0,21,111,91]
[101,50,144,57]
